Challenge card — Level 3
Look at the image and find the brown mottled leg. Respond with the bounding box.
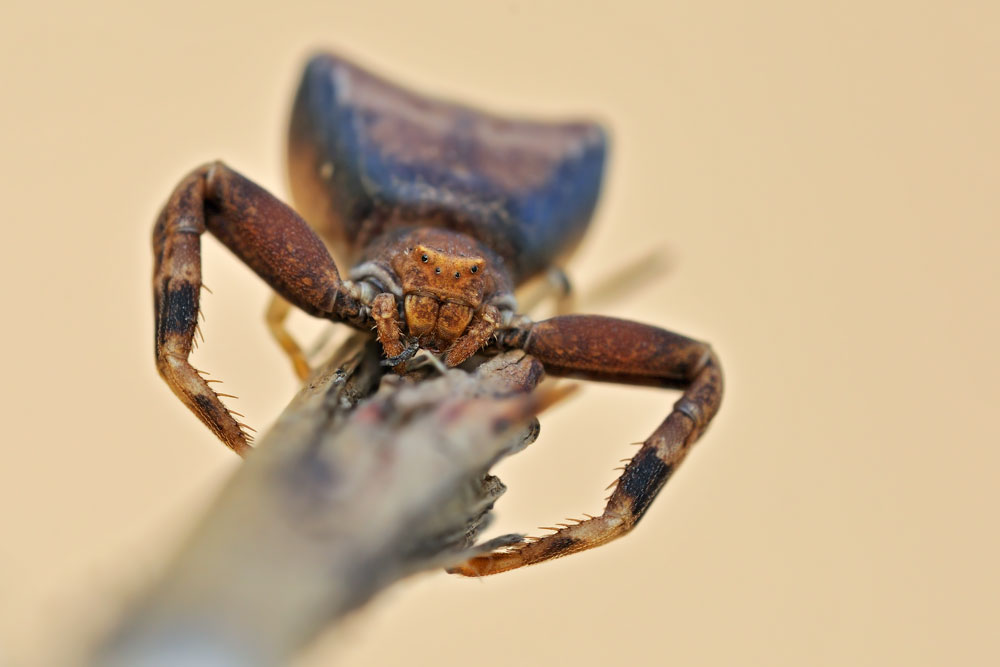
[265,294,312,382]
[153,161,364,455]
[444,304,501,367]
[371,292,408,361]
[449,315,722,575]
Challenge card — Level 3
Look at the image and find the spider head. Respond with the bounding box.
[393,244,486,306]
[391,244,487,339]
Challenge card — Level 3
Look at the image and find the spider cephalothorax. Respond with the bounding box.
[355,230,506,367]
[396,244,484,339]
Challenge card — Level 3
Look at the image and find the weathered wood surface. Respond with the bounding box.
[95,336,545,666]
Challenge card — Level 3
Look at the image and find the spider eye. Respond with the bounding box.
[421,254,429,263]
[470,265,478,274]
[435,267,441,274]
[454,271,460,278]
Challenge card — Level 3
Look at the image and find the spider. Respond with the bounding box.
[153,53,723,576]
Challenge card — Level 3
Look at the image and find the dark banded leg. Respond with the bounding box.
[449,315,722,576]
[153,161,364,455]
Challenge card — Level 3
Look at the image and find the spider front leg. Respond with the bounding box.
[449,315,722,576]
[371,293,415,368]
[444,304,501,367]
[370,294,502,369]
[153,161,366,455]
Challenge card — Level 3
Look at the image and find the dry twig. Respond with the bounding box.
[94,335,545,666]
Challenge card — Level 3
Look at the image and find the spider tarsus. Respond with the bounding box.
[380,338,419,366]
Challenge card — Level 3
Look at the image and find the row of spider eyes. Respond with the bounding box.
[420,253,479,278]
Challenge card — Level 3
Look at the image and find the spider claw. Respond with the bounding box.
[381,338,419,366]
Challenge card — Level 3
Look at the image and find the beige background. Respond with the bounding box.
[1,0,998,664]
